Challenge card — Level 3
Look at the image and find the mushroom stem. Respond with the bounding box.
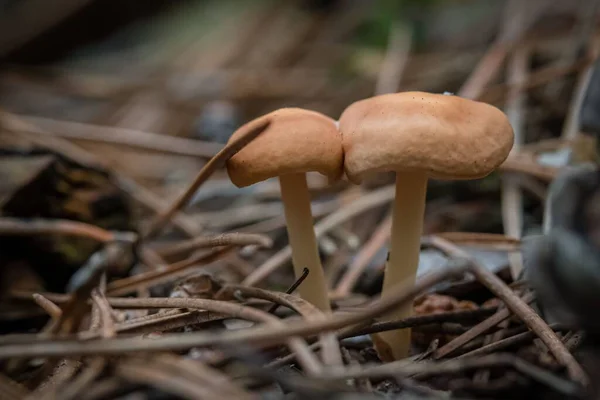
[374,171,428,360]
[279,173,331,312]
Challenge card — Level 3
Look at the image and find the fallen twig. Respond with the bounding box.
[154,232,272,258]
[429,235,589,387]
[143,118,271,238]
[218,285,343,368]
[0,217,136,243]
[0,261,468,358]
[243,185,395,286]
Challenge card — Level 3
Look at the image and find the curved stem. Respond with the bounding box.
[374,171,427,360]
[279,173,330,312]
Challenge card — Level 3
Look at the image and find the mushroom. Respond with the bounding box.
[226,108,343,312]
[339,91,514,360]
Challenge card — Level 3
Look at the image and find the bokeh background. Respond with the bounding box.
[0,0,596,294]
[1,1,600,398]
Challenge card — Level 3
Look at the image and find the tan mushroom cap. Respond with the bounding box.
[226,108,343,187]
[339,92,514,183]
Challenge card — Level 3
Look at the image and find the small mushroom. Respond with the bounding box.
[226,108,343,312]
[339,91,514,360]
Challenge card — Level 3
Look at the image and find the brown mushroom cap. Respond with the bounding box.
[339,92,514,183]
[226,108,343,187]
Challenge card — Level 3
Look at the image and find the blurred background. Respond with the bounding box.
[0,0,591,193]
[3,2,600,398]
[0,0,599,315]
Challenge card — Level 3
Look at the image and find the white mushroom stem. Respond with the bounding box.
[375,171,428,360]
[279,172,331,313]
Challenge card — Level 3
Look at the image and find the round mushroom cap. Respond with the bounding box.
[339,92,514,183]
[226,108,343,187]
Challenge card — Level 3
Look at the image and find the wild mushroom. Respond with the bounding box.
[226,108,343,312]
[339,91,514,360]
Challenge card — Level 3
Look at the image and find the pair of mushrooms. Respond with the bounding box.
[226,92,514,361]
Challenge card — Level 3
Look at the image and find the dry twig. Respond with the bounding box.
[144,118,271,238]
[429,235,589,387]
[0,262,468,358]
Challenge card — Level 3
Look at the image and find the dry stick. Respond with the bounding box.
[0,307,224,343]
[435,298,533,360]
[374,21,412,95]
[458,0,539,100]
[321,354,578,396]
[148,354,255,399]
[429,235,589,387]
[25,360,82,400]
[512,173,548,201]
[226,254,258,279]
[334,213,392,296]
[14,114,222,158]
[0,110,199,237]
[58,358,106,400]
[29,250,120,395]
[473,305,510,384]
[35,296,66,337]
[78,378,122,400]
[459,41,509,100]
[219,285,343,368]
[116,358,219,400]
[267,307,498,370]
[88,300,101,333]
[267,268,310,314]
[90,289,116,339]
[143,119,271,239]
[55,283,115,400]
[346,308,497,338]
[544,0,600,99]
[458,323,564,360]
[336,228,522,297]
[238,199,338,233]
[0,262,468,358]
[243,185,396,286]
[480,55,596,105]
[139,247,167,270]
[49,246,118,337]
[336,228,523,298]
[105,296,322,375]
[324,246,352,288]
[431,232,520,252]
[0,217,134,243]
[106,246,233,296]
[328,226,360,250]
[560,13,600,141]
[103,310,223,338]
[154,232,273,258]
[118,357,253,400]
[75,310,223,341]
[499,152,558,181]
[32,293,62,321]
[521,137,569,154]
[44,277,115,390]
[502,43,529,279]
[1,63,355,103]
[114,175,200,237]
[196,202,290,230]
